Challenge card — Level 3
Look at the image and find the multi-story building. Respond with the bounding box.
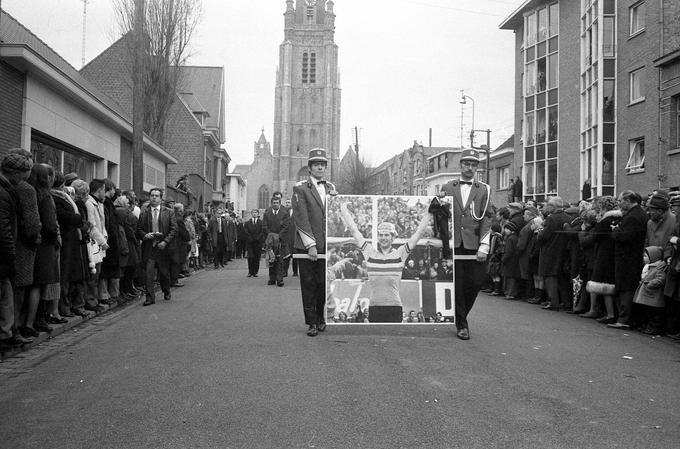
[232,130,275,211]
[501,0,680,203]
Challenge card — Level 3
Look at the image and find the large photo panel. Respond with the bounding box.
[326,195,454,324]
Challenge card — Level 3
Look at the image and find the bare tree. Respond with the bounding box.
[337,154,376,195]
[114,0,202,144]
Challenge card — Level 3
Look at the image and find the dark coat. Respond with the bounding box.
[173,215,191,264]
[208,216,226,250]
[262,206,290,254]
[34,191,60,285]
[278,207,296,258]
[517,222,534,280]
[0,175,17,279]
[502,233,521,278]
[101,197,120,278]
[590,216,617,285]
[612,204,648,292]
[136,205,177,263]
[244,217,265,244]
[537,210,571,277]
[53,191,86,282]
[13,180,41,287]
[116,207,140,267]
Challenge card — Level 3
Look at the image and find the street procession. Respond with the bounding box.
[1,1,680,448]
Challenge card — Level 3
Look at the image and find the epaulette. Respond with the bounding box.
[294,180,307,186]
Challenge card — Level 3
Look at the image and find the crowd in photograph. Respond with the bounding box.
[0,149,244,349]
[486,188,680,339]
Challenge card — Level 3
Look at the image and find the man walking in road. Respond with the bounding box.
[439,149,491,341]
[137,188,177,306]
[262,194,290,287]
[293,148,336,336]
[208,209,227,268]
[244,209,264,277]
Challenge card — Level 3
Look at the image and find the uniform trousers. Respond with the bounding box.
[298,257,326,326]
[454,247,484,330]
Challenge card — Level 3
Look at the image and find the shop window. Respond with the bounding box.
[625,138,645,173]
[497,166,510,190]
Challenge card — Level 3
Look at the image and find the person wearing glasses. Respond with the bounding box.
[339,202,431,323]
[438,149,491,340]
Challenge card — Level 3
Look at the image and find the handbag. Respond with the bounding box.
[87,239,104,264]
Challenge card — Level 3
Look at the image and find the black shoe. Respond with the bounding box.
[171,283,184,288]
[46,315,68,325]
[277,282,284,287]
[61,311,76,318]
[34,321,53,333]
[317,323,326,332]
[252,274,258,277]
[456,328,470,340]
[267,280,275,285]
[143,299,155,306]
[307,325,318,337]
[19,326,39,338]
[596,316,616,324]
[12,333,34,344]
[164,292,171,301]
[247,273,253,277]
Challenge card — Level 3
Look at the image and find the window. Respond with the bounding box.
[672,95,680,149]
[549,3,559,37]
[498,166,510,190]
[143,164,165,189]
[302,52,308,84]
[31,132,96,182]
[603,16,615,56]
[310,53,316,84]
[625,138,645,173]
[306,6,315,24]
[258,185,270,210]
[629,2,645,36]
[629,68,644,103]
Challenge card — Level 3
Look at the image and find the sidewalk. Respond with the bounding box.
[0,269,202,360]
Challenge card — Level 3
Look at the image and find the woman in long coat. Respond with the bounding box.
[115,195,140,299]
[582,196,619,323]
[52,172,86,318]
[26,163,61,334]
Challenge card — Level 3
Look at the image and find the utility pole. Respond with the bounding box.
[471,129,492,185]
[81,0,89,69]
[353,126,360,160]
[132,0,145,195]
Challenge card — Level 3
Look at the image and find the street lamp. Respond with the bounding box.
[459,90,475,147]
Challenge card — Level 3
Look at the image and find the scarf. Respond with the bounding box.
[52,188,81,239]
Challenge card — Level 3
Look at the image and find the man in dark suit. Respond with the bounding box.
[293,148,337,337]
[208,209,227,268]
[440,149,491,341]
[244,209,265,277]
[262,194,290,286]
[136,188,177,306]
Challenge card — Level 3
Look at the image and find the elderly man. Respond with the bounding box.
[645,192,675,248]
[536,196,572,310]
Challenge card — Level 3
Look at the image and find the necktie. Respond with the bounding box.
[317,180,326,185]
[459,181,473,185]
[152,208,159,233]
[218,217,222,233]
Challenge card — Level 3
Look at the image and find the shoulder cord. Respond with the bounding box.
[469,183,490,221]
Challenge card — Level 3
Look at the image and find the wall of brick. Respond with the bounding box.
[663,0,680,54]
[616,0,661,195]
[0,61,25,155]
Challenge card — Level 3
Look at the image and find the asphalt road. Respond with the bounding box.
[1,259,679,449]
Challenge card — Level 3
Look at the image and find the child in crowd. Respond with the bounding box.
[632,246,667,334]
[501,221,521,300]
[486,222,505,296]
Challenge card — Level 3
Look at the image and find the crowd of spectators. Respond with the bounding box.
[485,188,680,339]
[0,149,242,350]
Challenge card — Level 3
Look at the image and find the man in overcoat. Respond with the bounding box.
[293,148,336,336]
[262,195,290,286]
[609,190,648,329]
[208,209,227,268]
[244,209,265,277]
[136,188,177,306]
[439,149,491,341]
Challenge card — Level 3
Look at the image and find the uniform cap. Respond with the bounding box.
[308,148,328,164]
[460,149,480,163]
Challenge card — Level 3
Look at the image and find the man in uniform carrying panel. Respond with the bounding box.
[292,148,336,337]
[439,149,491,340]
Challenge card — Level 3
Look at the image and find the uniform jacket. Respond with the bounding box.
[292,178,335,253]
[136,205,177,262]
[440,179,491,251]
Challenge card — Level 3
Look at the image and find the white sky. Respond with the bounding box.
[2,0,519,169]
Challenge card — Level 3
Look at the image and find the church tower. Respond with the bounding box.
[273,0,341,196]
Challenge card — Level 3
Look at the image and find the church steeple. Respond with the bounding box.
[254,129,271,158]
